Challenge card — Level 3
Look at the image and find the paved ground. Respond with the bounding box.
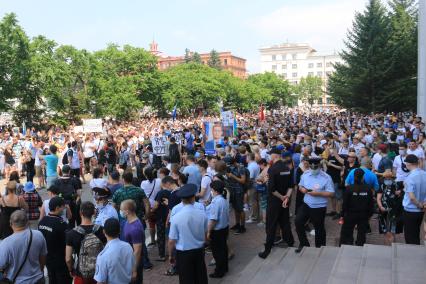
[2,175,424,284]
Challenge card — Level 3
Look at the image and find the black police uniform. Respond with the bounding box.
[262,160,295,255]
[340,183,374,246]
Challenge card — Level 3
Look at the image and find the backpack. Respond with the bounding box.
[56,178,76,202]
[74,225,104,279]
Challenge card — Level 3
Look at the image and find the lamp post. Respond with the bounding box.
[418,0,426,119]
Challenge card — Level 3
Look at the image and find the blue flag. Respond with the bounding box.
[172,105,177,121]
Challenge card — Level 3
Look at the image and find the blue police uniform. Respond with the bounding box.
[94,238,134,284]
[296,170,335,249]
[94,204,119,226]
[207,194,229,276]
[345,167,379,191]
[169,203,208,284]
[402,168,426,244]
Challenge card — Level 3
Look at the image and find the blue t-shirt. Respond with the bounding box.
[44,154,58,177]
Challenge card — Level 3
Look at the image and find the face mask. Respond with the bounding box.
[119,210,127,219]
[398,150,406,156]
[383,179,393,186]
[311,169,320,175]
[96,203,105,211]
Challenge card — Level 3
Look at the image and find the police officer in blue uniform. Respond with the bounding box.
[93,187,119,226]
[168,184,208,284]
[295,158,334,253]
[207,180,229,278]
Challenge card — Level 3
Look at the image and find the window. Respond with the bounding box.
[317,63,323,68]
[326,71,332,76]
[327,97,333,104]
[317,71,323,77]
[308,72,314,76]
[292,54,297,60]
[318,98,323,105]
[308,63,314,68]
[272,55,276,61]
[272,65,277,70]
[282,73,287,79]
[282,64,287,69]
[292,64,297,69]
[326,62,332,67]
[292,72,297,78]
[224,59,228,65]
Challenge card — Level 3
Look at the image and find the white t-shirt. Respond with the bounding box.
[141,178,162,207]
[90,178,108,189]
[393,155,410,182]
[199,174,212,202]
[371,153,382,171]
[83,142,95,158]
[407,147,425,160]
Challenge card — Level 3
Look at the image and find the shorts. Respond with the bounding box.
[334,183,343,200]
[230,190,244,212]
[70,168,80,178]
[35,166,42,178]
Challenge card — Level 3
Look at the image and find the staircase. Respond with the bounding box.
[232,243,426,284]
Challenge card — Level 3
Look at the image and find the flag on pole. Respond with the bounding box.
[259,105,265,121]
[233,113,238,136]
[172,104,177,121]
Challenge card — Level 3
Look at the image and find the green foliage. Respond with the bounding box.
[208,49,222,70]
[296,76,323,105]
[191,52,202,64]
[247,72,293,106]
[328,0,418,112]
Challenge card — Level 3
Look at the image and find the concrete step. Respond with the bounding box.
[356,244,392,284]
[281,247,321,284]
[391,243,426,284]
[305,246,340,284]
[232,248,273,284]
[327,245,363,284]
[248,248,289,284]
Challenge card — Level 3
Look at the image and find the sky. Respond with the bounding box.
[1,0,369,73]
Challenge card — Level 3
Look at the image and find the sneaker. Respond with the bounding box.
[230,224,241,231]
[273,236,283,245]
[147,242,156,248]
[246,217,255,224]
[304,224,311,232]
[243,204,250,212]
[234,227,246,235]
[144,264,153,271]
[257,222,265,228]
[309,229,316,236]
[208,259,216,266]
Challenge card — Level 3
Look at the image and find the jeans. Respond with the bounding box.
[46,176,57,188]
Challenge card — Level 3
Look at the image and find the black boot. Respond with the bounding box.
[258,246,272,259]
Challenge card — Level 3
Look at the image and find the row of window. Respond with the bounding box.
[271,62,333,70]
[272,54,297,61]
[274,71,332,78]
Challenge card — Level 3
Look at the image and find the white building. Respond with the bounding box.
[259,43,343,106]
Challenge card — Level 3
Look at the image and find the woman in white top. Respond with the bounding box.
[140,167,161,246]
[89,167,107,189]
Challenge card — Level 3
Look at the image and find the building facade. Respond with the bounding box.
[150,41,247,79]
[259,43,343,106]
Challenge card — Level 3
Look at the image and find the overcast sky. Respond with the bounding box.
[1,0,369,73]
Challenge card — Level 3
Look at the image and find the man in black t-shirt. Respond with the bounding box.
[106,142,117,174]
[152,176,173,261]
[55,165,81,228]
[326,149,343,219]
[65,202,106,283]
[39,197,72,284]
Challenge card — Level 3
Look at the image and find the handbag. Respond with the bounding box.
[0,229,33,284]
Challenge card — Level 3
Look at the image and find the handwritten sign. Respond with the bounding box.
[83,119,103,133]
[151,135,167,156]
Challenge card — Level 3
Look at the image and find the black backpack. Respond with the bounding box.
[56,178,76,202]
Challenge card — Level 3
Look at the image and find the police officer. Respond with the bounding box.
[207,180,229,278]
[259,148,294,259]
[168,184,208,284]
[295,158,334,253]
[402,154,426,245]
[93,187,119,226]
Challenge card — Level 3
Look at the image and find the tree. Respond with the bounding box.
[328,0,392,112]
[247,72,293,107]
[296,76,323,105]
[191,52,202,64]
[381,0,418,111]
[208,49,222,70]
[184,48,191,63]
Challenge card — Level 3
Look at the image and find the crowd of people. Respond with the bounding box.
[0,108,425,283]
